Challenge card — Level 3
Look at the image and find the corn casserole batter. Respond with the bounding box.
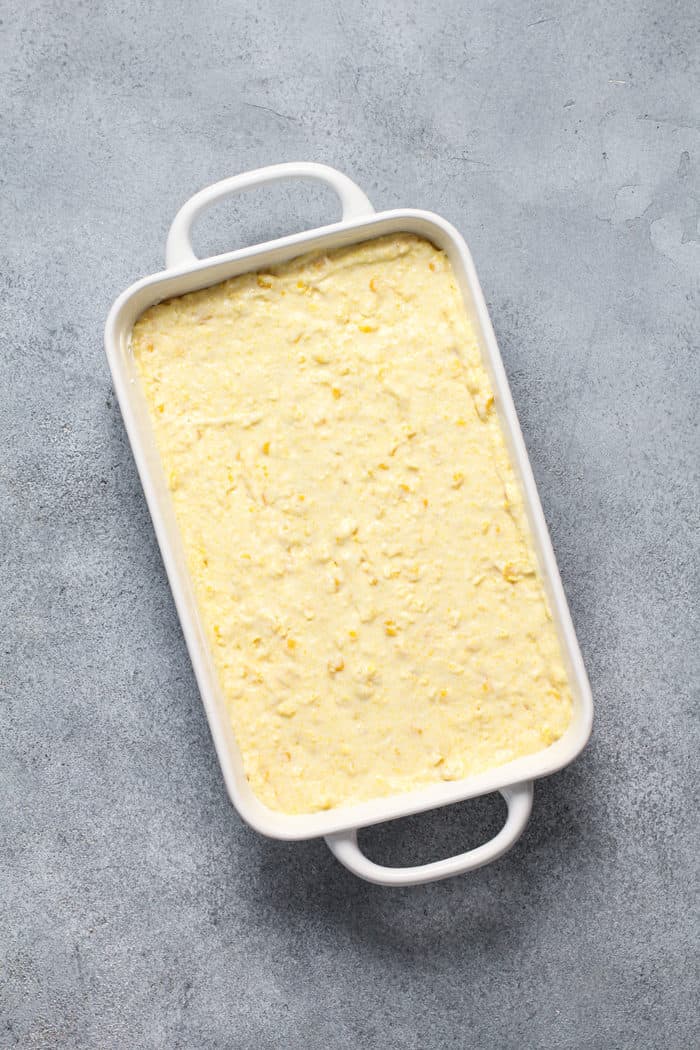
[132,234,573,814]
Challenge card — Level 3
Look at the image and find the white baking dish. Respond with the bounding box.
[105,162,593,886]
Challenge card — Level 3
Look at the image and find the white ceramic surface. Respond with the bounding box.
[105,163,593,886]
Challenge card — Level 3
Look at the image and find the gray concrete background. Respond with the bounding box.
[1,1,698,1046]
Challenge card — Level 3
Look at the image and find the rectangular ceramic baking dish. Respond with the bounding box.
[105,163,593,886]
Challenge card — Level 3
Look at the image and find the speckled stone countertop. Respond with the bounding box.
[1,2,697,1047]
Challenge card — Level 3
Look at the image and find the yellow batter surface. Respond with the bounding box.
[132,234,573,814]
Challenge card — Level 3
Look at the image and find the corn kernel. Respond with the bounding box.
[502,562,519,584]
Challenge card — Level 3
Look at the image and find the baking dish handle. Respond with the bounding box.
[325,781,534,886]
[165,162,374,268]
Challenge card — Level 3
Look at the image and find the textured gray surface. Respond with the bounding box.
[1,1,698,1046]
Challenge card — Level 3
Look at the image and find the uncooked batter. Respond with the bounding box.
[132,234,572,814]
